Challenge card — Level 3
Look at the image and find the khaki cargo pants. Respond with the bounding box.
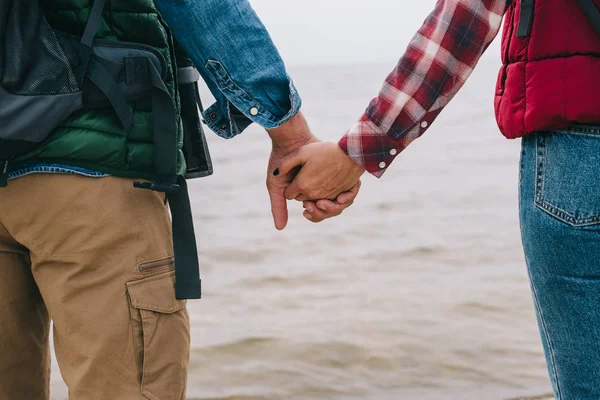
[0,174,190,400]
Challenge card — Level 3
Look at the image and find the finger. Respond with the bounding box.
[303,200,317,214]
[315,199,337,212]
[268,187,288,230]
[303,208,327,223]
[276,147,308,177]
[315,199,351,216]
[337,180,362,204]
[295,194,309,202]
[303,200,348,223]
[284,177,305,201]
[302,201,325,223]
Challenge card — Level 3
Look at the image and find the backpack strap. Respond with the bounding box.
[81,0,106,48]
[76,0,106,85]
[516,0,535,38]
[127,57,202,299]
[578,0,600,36]
[86,56,135,128]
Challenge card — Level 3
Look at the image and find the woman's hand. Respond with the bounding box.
[276,141,366,202]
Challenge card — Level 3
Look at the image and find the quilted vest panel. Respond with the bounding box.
[495,0,600,139]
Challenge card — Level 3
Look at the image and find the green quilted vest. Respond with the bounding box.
[15,0,185,180]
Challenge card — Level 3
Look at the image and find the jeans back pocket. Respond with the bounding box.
[535,127,600,226]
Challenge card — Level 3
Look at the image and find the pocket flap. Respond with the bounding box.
[126,271,186,313]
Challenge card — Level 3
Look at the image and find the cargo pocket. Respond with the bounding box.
[534,129,600,227]
[126,271,190,400]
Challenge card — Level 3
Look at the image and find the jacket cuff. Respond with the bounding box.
[201,60,302,139]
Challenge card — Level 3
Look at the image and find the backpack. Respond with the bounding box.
[0,0,213,300]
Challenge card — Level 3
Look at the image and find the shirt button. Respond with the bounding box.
[379,162,386,169]
[209,112,218,120]
[390,149,398,156]
[250,107,259,116]
[421,121,429,128]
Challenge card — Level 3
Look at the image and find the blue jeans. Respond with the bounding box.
[520,126,600,399]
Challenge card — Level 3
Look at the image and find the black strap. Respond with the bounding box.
[122,57,177,178]
[149,61,202,298]
[81,0,106,48]
[146,59,178,179]
[167,177,202,299]
[76,0,107,85]
[517,0,535,38]
[578,0,600,36]
[86,56,134,128]
[179,80,213,179]
[127,57,202,299]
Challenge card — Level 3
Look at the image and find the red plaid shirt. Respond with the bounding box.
[339,0,510,177]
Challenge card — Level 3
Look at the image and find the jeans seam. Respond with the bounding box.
[536,200,600,226]
[527,133,562,399]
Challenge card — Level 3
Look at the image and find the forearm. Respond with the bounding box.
[340,0,510,177]
[155,0,301,138]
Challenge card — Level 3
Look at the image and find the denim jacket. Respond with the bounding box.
[9,0,300,179]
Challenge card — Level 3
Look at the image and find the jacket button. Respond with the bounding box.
[210,112,218,120]
[220,125,227,130]
[250,107,259,116]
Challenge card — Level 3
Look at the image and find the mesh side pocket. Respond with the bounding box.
[1,0,79,95]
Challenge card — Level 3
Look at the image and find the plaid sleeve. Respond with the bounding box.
[340,0,509,178]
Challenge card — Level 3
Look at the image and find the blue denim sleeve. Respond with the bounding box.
[154,0,302,139]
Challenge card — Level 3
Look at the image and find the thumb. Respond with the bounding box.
[276,147,308,177]
[337,180,362,204]
[268,185,289,230]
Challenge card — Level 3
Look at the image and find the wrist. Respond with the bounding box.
[345,154,367,177]
[337,142,366,175]
[267,111,316,149]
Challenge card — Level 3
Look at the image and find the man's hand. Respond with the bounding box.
[266,112,317,230]
[277,141,366,202]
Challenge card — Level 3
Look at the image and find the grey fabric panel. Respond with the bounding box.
[92,46,164,78]
[177,67,200,84]
[0,85,82,142]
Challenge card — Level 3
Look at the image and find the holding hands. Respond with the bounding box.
[266,112,365,229]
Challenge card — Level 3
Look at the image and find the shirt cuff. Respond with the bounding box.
[201,60,302,139]
[338,111,438,178]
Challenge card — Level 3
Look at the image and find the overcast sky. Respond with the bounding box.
[249,1,502,66]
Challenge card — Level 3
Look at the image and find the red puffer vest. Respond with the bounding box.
[495,0,600,139]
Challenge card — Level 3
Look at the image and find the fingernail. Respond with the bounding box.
[273,168,279,176]
[306,206,313,213]
[317,204,327,211]
[305,213,313,220]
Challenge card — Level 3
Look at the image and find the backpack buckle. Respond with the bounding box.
[133,181,180,194]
